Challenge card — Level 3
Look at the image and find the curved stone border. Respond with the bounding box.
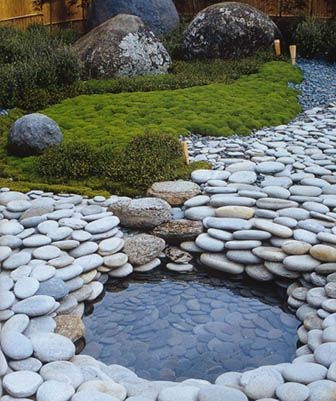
[1,105,336,401]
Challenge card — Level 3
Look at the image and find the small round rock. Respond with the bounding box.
[36,380,75,401]
[3,370,43,397]
[275,382,309,401]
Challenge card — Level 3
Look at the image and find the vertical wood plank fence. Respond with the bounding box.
[0,0,86,31]
[175,0,336,20]
[0,0,334,31]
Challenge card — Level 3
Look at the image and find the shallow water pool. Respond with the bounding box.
[82,268,299,382]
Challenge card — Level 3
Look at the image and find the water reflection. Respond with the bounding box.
[82,266,299,382]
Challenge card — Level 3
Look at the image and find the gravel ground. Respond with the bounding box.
[290,58,336,109]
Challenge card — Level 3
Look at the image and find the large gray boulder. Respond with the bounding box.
[74,14,171,78]
[9,113,62,156]
[183,2,281,60]
[86,0,179,36]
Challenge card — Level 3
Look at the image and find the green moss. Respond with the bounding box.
[40,62,302,150]
[0,61,302,195]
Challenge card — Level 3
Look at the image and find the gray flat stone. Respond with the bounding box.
[198,385,247,401]
[14,277,40,299]
[31,333,76,362]
[12,295,56,316]
[1,331,33,360]
[36,277,69,300]
[36,380,75,401]
[3,371,43,397]
[307,380,336,401]
[282,362,327,384]
[200,253,244,274]
[9,357,42,372]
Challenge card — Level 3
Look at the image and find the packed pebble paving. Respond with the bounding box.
[2,64,336,401]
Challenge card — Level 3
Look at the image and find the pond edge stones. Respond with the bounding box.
[1,104,336,400]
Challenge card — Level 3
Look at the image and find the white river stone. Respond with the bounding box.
[31,333,76,362]
[14,277,40,299]
[3,370,43,397]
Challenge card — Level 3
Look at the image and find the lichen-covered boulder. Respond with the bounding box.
[9,113,62,156]
[86,0,179,36]
[183,2,281,60]
[74,14,171,78]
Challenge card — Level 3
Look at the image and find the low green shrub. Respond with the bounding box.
[122,132,185,188]
[295,18,336,61]
[272,17,303,48]
[36,142,97,180]
[324,21,336,63]
[161,22,187,60]
[295,18,325,58]
[35,133,210,192]
[0,25,83,111]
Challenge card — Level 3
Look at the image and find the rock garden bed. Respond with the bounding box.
[1,103,336,401]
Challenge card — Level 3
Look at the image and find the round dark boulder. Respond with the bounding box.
[9,113,62,156]
[183,2,281,60]
[86,0,179,36]
[74,14,171,79]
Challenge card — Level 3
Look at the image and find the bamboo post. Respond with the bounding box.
[290,45,297,65]
[274,39,281,56]
[181,141,190,165]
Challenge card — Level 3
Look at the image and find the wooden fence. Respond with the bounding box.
[0,0,86,31]
[175,0,336,20]
[0,0,334,32]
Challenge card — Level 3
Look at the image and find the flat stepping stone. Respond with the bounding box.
[2,314,30,333]
[108,263,133,278]
[0,221,24,235]
[98,238,124,256]
[85,216,119,234]
[256,161,285,174]
[3,371,43,397]
[103,253,128,268]
[70,242,99,258]
[23,234,52,247]
[33,245,61,260]
[3,251,31,270]
[14,277,40,299]
[282,362,327,384]
[36,380,75,401]
[0,290,15,310]
[36,277,69,300]
[30,333,75,362]
[39,361,84,388]
[1,330,33,360]
[200,253,244,274]
[12,295,56,317]
[0,246,12,262]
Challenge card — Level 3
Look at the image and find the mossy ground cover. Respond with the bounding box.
[43,61,302,148]
[0,61,302,196]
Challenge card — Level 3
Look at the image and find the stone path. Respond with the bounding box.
[290,59,336,110]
